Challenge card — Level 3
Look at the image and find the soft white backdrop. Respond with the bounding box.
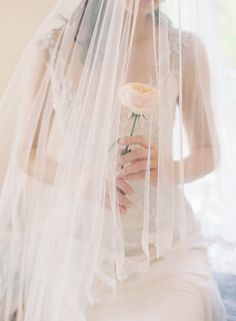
[0,0,57,96]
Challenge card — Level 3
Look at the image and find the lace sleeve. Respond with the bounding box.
[37,29,59,53]
[36,24,77,134]
[36,26,65,67]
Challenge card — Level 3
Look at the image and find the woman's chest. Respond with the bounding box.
[126,40,157,85]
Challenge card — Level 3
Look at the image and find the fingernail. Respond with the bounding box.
[119,137,128,144]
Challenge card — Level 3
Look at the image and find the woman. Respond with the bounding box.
[0,0,230,320]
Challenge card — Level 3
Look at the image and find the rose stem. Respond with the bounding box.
[124,113,139,154]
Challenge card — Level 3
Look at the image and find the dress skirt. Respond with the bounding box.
[15,172,226,321]
[85,247,226,321]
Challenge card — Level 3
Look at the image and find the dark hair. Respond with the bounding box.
[72,1,170,64]
[72,0,106,63]
[74,0,89,43]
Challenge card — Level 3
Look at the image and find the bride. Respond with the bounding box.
[0,0,232,320]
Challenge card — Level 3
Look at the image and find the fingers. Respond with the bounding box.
[118,159,157,177]
[117,177,133,213]
[104,178,133,215]
[117,188,133,209]
[116,177,133,195]
[119,205,128,215]
[120,171,146,180]
[119,169,158,183]
[104,192,130,214]
[104,194,127,215]
[119,148,157,166]
[119,135,156,149]
[105,190,132,214]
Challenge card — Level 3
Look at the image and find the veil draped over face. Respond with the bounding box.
[0,0,235,320]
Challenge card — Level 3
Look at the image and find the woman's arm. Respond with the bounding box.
[18,39,59,185]
[173,35,221,185]
[19,36,133,213]
[172,147,215,185]
[117,36,221,187]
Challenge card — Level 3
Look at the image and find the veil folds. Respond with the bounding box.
[0,0,235,320]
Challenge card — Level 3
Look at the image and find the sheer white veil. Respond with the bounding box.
[0,0,235,320]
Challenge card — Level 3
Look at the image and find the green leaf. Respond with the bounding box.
[129,112,138,120]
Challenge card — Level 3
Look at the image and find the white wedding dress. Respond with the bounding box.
[4,27,225,321]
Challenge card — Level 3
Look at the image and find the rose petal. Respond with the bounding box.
[117,82,159,116]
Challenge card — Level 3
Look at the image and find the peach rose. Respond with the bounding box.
[117,82,159,116]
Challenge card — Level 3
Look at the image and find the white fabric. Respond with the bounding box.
[19,174,224,320]
[85,248,225,321]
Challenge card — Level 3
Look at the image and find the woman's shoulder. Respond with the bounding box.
[168,27,205,56]
[168,27,208,74]
[35,27,63,52]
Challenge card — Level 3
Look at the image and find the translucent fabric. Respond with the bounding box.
[0,0,235,320]
[84,248,225,321]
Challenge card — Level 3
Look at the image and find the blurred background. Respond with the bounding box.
[0,0,57,96]
[220,0,236,70]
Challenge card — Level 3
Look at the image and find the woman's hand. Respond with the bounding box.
[117,135,158,187]
[104,176,133,215]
